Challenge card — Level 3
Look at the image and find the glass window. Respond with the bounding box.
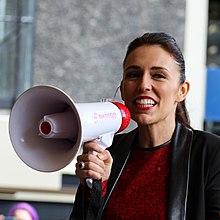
[0,0,35,108]
[205,0,220,135]
[207,0,220,66]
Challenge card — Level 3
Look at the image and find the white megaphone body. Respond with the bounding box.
[9,85,130,180]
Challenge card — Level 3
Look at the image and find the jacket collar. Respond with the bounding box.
[168,122,193,220]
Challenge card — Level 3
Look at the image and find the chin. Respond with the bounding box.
[133,115,152,126]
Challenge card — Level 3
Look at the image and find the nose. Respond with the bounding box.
[138,74,152,92]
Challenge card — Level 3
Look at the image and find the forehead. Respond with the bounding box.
[124,45,178,70]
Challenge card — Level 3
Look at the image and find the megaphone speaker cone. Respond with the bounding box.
[9,85,82,172]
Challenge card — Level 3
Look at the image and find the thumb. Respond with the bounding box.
[97,150,113,181]
[97,150,113,166]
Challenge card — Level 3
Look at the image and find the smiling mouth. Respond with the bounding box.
[135,98,157,109]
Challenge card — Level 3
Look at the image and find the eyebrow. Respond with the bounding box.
[151,66,169,71]
[125,65,169,72]
[124,65,140,71]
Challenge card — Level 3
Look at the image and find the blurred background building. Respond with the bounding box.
[0,0,219,219]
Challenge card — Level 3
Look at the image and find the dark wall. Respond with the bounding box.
[33,0,185,103]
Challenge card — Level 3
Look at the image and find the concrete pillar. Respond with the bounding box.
[184,0,209,129]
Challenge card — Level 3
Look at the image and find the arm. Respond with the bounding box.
[69,141,113,220]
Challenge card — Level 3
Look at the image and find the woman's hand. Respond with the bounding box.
[75,140,113,185]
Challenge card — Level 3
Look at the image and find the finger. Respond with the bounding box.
[97,150,113,164]
[82,170,102,180]
[83,141,104,154]
[77,153,105,169]
[77,160,105,174]
[75,162,104,180]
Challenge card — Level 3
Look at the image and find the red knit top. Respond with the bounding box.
[102,142,171,220]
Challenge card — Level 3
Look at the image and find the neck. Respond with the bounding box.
[137,120,176,148]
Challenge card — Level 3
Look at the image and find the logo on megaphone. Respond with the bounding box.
[9,85,130,173]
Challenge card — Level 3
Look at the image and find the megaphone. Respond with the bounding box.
[9,85,130,173]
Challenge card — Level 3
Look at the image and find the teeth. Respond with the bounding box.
[136,99,156,106]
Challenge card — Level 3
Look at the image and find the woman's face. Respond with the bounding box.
[14,209,33,220]
[121,45,189,127]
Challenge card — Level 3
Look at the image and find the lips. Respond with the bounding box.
[135,97,157,110]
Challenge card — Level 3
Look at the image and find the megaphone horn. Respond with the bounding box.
[9,85,130,173]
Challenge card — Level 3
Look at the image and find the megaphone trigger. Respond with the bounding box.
[95,132,115,149]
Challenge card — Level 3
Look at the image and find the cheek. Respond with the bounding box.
[164,89,180,104]
[121,83,130,100]
[122,89,133,103]
[120,89,133,109]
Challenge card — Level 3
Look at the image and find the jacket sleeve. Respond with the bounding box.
[69,180,104,220]
[69,183,91,220]
[205,139,220,219]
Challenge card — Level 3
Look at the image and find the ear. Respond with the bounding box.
[120,80,125,101]
[176,80,190,102]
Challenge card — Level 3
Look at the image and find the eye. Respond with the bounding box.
[152,72,166,79]
[125,72,141,79]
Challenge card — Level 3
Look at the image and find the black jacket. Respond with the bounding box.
[70,123,220,220]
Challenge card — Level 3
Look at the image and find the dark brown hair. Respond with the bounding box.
[123,32,191,128]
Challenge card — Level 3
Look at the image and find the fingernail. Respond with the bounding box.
[97,153,104,159]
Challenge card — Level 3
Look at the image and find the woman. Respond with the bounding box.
[7,202,39,220]
[69,32,220,219]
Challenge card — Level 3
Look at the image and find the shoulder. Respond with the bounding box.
[193,129,220,144]
[192,129,220,157]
